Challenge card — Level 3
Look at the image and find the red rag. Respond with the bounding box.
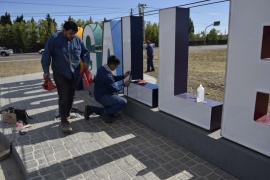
[42,78,56,91]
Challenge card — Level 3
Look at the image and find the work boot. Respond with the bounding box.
[84,105,93,120]
[101,114,116,123]
[62,123,73,133]
[110,113,121,118]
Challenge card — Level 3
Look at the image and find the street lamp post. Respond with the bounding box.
[204,21,220,45]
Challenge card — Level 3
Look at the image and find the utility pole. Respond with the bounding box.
[138,3,147,42]
[130,8,133,16]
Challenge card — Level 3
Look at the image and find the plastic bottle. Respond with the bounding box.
[15,121,24,132]
[15,120,27,135]
[197,84,205,103]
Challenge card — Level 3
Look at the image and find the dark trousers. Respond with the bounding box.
[92,94,127,115]
[147,57,155,71]
[53,71,77,124]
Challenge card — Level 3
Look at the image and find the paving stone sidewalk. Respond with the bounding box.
[0,72,238,180]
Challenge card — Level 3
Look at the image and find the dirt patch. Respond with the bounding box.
[144,49,227,102]
[0,60,43,78]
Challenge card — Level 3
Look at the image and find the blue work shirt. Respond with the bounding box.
[41,31,89,79]
[146,44,154,58]
[94,66,125,100]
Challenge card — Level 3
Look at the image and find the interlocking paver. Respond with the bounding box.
[63,165,83,177]
[190,164,212,177]
[53,170,65,179]
[0,72,239,180]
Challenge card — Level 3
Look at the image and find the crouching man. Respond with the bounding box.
[84,55,131,123]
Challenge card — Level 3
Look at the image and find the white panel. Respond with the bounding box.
[102,22,114,65]
[83,25,98,76]
[122,17,132,82]
[89,54,97,76]
[125,83,154,107]
[125,83,137,98]
[82,25,96,46]
[222,0,270,156]
[136,85,153,106]
[158,7,217,130]
[159,8,176,97]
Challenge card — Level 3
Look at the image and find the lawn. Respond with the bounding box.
[144,48,227,102]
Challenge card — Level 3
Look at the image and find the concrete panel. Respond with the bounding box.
[102,21,114,65]
[158,7,222,130]
[122,16,132,82]
[125,82,158,107]
[222,0,270,157]
[124,98,270,180]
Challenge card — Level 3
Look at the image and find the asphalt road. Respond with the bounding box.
[0,45,227,62]
[153,44,227,55]
[189,44,227,51]
[0,53,41,62]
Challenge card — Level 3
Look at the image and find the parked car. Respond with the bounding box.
[39,49,44,54]
[0,47,14,56]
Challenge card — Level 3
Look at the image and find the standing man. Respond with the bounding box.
[145,40,155,72]
[41,21,89,133]
[84,55,130,123]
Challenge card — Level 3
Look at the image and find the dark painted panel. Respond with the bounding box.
[174,8,189,95]
[130,16,143,80]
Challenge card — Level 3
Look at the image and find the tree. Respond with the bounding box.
[189,33,195,41]
[96,21,103,29]
[145,21,159,46]
[207,28,219,41]
[14,15,25,23]
[189,18,194,34]
[0,23,12,46]
[75,19,86,27]
[68,16,75,22]
[59,16,76,28]
[0,12,12,25]
[46,14,56,33]
[0,12,104,51]
[38,17,56,45]
[85,16,94,24]
[11,22,27,51]
[25,20,39,51]
[188,18,196,41]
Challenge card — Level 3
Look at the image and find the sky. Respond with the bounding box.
[0,0,230,34]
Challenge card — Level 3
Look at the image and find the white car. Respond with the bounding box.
[0,47,14,56]
[39,49,44,54]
